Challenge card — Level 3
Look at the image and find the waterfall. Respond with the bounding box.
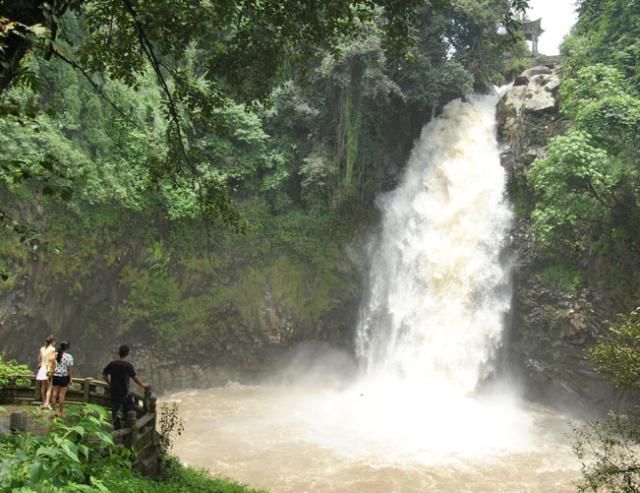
[356,94,512,395]
[171,93,549,477]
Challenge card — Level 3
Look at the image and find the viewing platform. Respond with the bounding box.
[0,375,162,477]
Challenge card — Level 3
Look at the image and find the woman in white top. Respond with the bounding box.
[36,335,56,409]
[50,341,73,418]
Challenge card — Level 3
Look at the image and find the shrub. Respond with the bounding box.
[0,356,31,389]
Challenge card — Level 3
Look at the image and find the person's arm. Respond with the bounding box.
[132,375,151,390]
[67,355,73,384]
[37,351,42,368]
[102,362,111,387]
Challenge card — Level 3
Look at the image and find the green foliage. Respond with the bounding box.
[590,308,640,389]
[0,0,532,252]
[525,0,640,302]
[0,404,126,491]
[574,411,640,493]
[567,0,640,90]
[441,0,529,87]
[95,457,266,493]
[0,356,30,388]
[0,403,261,493]
[559,64,640,150]
[530,35,640,294]
[575,308,640,492]
[576,95,640,150]
[538,263,583,293]
[529,130,612,251]
[575,309,640,493]
[560,64,631,118]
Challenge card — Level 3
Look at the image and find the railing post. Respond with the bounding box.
[83,380,90,403]
[148,390,157,436]
[10,412,29,432]
[126,410,138,447]
[144,388,155,413]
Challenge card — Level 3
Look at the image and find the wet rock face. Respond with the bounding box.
[498,63,634,416]
[0,254,362,393]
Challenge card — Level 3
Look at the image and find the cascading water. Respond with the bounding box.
[169,92,580,492]
[356,93,512,395]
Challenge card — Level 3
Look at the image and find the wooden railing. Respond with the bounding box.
[0,375,161,477]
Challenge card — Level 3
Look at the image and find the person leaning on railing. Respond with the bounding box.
[102,344,151,430]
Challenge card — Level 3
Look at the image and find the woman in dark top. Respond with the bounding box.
[50,341,73,417]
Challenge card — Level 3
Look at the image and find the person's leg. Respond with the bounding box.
[124,393,135,414]
[111,399,123,430]
[50,385,59,410]
[39,380,46,403]
[58,386,68,417]
[44,380,53,408]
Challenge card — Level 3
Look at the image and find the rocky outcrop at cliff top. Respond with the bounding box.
[508,65,561,112]
[498,62,638,416]
[497,64,564,171]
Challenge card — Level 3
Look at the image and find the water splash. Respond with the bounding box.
[356,94,512,395]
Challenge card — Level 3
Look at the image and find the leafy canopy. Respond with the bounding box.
[529,61,640,280]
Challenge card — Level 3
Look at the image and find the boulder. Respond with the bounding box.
[523,65,553,78]
[499,70,560,122]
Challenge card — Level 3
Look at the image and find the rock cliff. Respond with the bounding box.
[498,62,638,415]
[0,231,363,390]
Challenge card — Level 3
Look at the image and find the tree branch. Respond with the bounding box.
[119,0,199,176]
[584,177,612,210]
[50,45,141,128]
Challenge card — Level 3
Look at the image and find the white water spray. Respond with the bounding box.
[356,93,512,396]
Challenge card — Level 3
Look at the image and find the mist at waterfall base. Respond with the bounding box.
[169,94,580,492]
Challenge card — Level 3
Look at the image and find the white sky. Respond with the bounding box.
[527,0,579,55]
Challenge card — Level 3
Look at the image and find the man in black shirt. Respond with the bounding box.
[103,344,151,429]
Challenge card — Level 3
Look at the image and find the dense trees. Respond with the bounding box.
[528,1,640,298]
[0,0,425,256]
[566,0,640,91]
[0,1,528,262]
[0,0,528,297]
[529,65,640,257]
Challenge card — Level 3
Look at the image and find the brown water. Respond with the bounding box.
[169,383,580,493]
